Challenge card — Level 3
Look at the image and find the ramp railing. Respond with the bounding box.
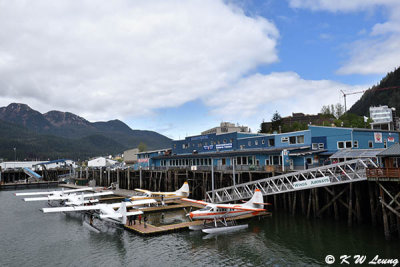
[206,158,377,203]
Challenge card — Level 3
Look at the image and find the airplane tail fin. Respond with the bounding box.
[117,202,127,224]
[175,181,189,197]
[245,189,264,209]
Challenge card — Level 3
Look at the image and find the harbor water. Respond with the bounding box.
[0,189,399,267]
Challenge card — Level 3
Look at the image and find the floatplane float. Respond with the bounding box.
[182,189,270,234]
[130,182,190,204]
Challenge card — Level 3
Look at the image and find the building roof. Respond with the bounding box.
[377,143,400,157]
[330,149,384,159]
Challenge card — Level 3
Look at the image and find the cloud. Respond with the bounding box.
[289,0,400,75]
[0,0,279,121]
[206,72,365,121]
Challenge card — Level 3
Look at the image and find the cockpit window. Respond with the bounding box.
[199,206,212,211]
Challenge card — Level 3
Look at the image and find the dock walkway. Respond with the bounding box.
[124,212,271,236]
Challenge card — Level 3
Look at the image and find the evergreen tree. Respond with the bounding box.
[271,111,282,133]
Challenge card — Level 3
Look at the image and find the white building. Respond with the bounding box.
[123,148,139,164]
[88,157,117,168]
[370,106,397,131]
[201,122,250,135]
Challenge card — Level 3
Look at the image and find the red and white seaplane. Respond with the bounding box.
[182,188,269,234]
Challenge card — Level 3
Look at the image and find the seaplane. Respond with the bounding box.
[16,187,113,206]
[131,181,190,204]
[182,189,270,234]
[42,199,156,226]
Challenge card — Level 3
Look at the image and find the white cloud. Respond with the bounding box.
[0,0,279,121]
[289,0,400,75]
[206,72,366,130]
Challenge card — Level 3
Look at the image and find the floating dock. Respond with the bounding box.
[124,211,271,236]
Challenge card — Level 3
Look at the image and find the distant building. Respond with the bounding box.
[261,113,335,133]
[123,148,140,164]
[88,157,117,168]
[370,105,398,131]
[201,122,249,135]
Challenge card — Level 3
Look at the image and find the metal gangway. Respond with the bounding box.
[206,158,377,203]
[23,167,42,179]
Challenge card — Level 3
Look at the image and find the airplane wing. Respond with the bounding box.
[108,199,157,209]
[42,204,104,213]
[15,187,93,196]
[23,191,113,202]
[100,210,143,219]
[215,204,265,212]
[181,198,210,206]
[24,195,70,202]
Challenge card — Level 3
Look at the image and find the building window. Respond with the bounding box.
[281,137,289,143]
[353,141,358,148]
[345,141,352,148]
[306,158,313,165]
[265,159,270,165]
[174,144,176,149]
[289,136,296,144]
[318,143,324,149]
[268,139,275,146]
[248,141,251,146]
[368,141,373,148]
[297,135,305,144]
[230,138,233,143]
[312,143,318,150]
[384,140,387,148]
[262,139,265,145]
[255,140,258,145]
[223,139,227,144]
[237,157,242,165]
[337,141,345,149]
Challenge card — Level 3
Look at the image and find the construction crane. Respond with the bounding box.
[340,90,365,112]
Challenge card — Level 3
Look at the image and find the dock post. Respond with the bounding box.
[107,168,110,186]
[379,184,391,240]
[139,167,142,188]
[348,183,353,227]
[368,182,377,225]
[127,167,130,190]
[100,167,103,186]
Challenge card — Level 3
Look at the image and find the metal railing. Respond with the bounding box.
[206,158,377,203]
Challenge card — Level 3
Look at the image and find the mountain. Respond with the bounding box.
[348,67,400,116]
[0,103,171,161]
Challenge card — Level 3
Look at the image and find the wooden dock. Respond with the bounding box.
[124,212,271,236]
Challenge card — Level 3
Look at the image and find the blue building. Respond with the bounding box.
[135,126,399,172]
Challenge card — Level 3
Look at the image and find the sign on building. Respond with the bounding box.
[374,132,383,143]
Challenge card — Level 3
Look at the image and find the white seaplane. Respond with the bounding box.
[182,189,269,234]
[16,187,113,206]
[41,199,156,225]
[131,182,190,203]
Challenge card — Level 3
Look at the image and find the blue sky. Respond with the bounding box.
[0,0,399,140]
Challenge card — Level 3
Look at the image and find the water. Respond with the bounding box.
[1,189,399,267]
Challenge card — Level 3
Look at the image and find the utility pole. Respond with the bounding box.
[211,157,214,203]
[340,90,347,112]
[232,158,236,187]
